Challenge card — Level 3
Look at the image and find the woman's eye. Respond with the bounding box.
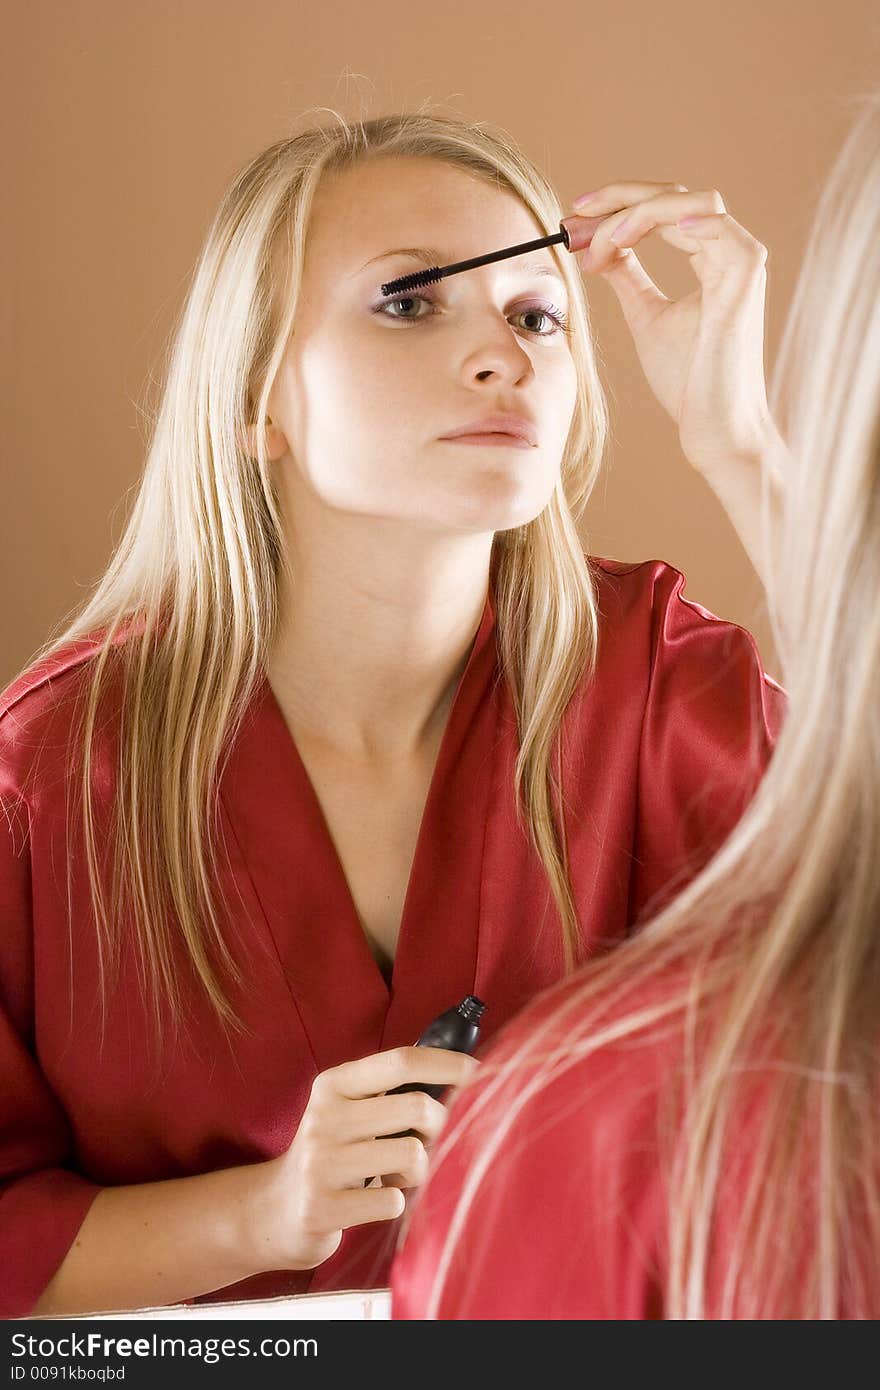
[375,294,433,321]
[373,295,570,337]
[511,306,570,337]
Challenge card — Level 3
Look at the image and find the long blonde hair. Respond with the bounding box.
[21,109,608,1043]
[420,92,880,1319]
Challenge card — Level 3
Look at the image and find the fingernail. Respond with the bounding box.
[573,191,598,208]
[678,216,700,228]
[609,217,632,245]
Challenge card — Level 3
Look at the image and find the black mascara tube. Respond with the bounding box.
[389,994,487,1103]
[366,995,486,1182]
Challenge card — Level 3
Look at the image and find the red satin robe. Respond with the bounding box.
[390,971,679,1320]
[0,558,785,1315]
[390,961,875,1320]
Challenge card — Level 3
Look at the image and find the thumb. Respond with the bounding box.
[599,248,668,329]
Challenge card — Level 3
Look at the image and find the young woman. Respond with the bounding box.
[0,111,784,1317]
[391,94,880,1321]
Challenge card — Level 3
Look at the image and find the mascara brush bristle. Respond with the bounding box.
[380,266,444,297]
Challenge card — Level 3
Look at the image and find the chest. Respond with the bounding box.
[37,672,647,1174]
[292,738,442,980]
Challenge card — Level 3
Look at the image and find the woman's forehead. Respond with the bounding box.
[305,156,547,278]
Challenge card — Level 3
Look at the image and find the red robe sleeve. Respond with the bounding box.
[625,563,785,924]
[0,713,101,1316]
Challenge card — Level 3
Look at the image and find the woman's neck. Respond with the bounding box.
[267,513,493,762]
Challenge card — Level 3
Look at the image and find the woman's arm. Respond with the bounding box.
[697,419,788,593]
[32,1159,278,1315]
[31,1045,478,1316]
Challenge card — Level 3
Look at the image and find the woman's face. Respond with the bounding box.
[267,155,579,534]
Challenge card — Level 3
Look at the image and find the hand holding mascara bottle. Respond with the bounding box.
[366,995,486,1184]
[389,994,486,1111]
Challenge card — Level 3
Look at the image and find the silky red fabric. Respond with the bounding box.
[391,972,676,1319]
[0,558,785,1315]
[390,958,870,1320]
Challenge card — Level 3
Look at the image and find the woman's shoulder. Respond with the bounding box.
[476,959,684,1095]
[585,552,785,712]
[588,551,687,609]
[1,638,102,723]
[449,965,683,1201]
[395,964,680,1317]
[0,632,123,800]
[589,553,776,668]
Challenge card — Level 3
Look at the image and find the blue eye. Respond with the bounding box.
[373,293,571,337]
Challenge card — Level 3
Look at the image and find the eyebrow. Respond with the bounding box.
[356,247,566,286]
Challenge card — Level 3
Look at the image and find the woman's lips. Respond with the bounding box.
[439,433,533,449]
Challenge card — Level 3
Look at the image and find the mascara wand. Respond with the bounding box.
[379,217,593,298]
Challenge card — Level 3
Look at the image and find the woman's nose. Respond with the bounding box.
[461,320,535,387]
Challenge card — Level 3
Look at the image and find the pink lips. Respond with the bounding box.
[439,413,538,448]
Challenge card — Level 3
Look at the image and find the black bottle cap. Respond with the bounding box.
[457,995,486,1026]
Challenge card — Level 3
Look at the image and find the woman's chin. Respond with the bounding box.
[451,493,554,534]
[437,471,557,534]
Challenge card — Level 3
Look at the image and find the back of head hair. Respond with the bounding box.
[420,90,880,1320]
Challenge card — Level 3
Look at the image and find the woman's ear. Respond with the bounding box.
[245,417,288,462]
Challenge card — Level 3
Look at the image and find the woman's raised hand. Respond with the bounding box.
[253,1045,479,1272]
[561,182,774,480]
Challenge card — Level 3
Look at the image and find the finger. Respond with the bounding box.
[332,1134,429,1189]
[600,212,766,310]
[323,1046,479,1102]
[670,211,769,270]
[560,213,610,254]
[643,213,769,310]
[327,1182,407,1231]
[564,183,692,258]
[561,195,705,259]
[592,244,670,326]
[336,1090,449,1144]
[563,203,647,262]
[601,189,727,258]
[572,181,688,214]
[379,1172,410,1190]
[579,191,721,276]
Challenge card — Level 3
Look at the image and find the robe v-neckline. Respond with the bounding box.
[219,589,502,1071]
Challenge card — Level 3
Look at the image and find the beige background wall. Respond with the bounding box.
[3,1,878,687]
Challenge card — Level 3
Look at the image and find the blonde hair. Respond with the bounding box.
[22,109,608,1044]
[420,92,880,1319]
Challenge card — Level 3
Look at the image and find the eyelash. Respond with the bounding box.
[373,292,571,338]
